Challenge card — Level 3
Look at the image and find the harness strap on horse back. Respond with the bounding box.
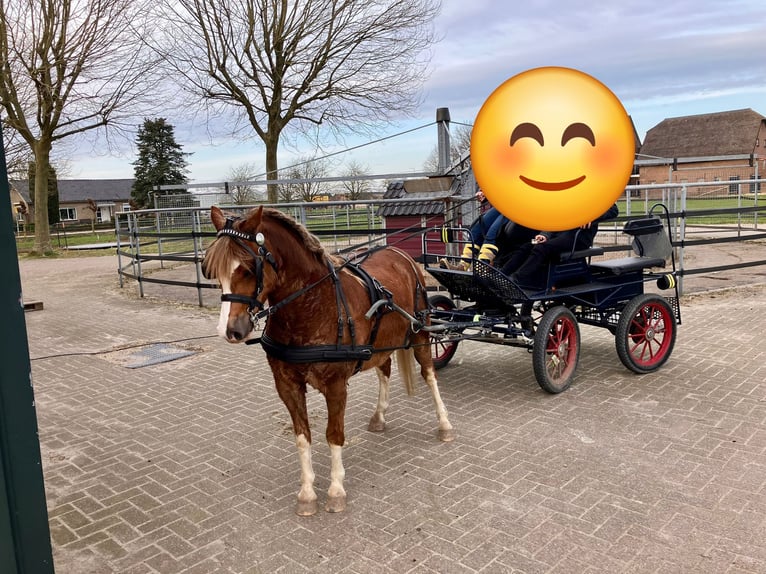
[256,260,394,371]
[341,260,397,372]
[259,333,374,363]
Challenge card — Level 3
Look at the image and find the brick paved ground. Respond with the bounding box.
[20,253,766,573]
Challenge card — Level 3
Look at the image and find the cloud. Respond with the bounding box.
[418,0,766,132]
[63,0,766,180]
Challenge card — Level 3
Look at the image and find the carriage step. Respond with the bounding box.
[550,281,616,295]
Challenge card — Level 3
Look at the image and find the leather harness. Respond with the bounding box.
[216,217,424,373]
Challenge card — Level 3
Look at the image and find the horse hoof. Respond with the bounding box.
[438,428,456,442]
[295,499,318,516]
[325,495,347,513]
[367,419,386,432]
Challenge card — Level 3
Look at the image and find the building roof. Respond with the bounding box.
[11,179,133,204]
[378,177,456,217]
[640,108,765,159]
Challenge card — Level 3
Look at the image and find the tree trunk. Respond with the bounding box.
[32,142,53,253]
[265,133,279,204]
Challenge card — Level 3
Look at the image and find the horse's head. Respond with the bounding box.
[203,205,278,343]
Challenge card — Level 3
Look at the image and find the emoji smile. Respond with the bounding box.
[520,174,586,191]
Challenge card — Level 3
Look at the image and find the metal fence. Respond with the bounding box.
[116,179,766,304]
[116,197,471,306]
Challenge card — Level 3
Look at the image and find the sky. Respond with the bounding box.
[65,0,766,184]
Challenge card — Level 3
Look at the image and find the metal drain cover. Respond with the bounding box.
[123,343,196,369]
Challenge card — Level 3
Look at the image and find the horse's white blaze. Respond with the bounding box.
[216,259,243,340]
[327,444,346,499]
[296,434,317,503]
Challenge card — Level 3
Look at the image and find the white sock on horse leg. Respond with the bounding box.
[295,434,317,515]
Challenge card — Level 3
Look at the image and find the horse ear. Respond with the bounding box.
[249,205,264,228]
[210,206,226,231]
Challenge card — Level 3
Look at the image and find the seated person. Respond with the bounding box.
[441,190,508,270]
[493,220,539,269]
[501,203,619,288]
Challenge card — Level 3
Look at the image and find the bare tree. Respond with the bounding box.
[423,123,472,173]
[279,157,330,203]
[227,162,262,204]
[156,0,442,203]
[341,161,371,201]
[1,122,32,180]
[84,198,97,233]
[0,0,160,253]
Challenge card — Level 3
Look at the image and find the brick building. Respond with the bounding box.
[638,108,766,196]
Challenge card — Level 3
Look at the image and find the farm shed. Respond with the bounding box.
[378,176,461,261]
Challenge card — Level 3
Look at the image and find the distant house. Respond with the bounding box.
[13,179,133,224]
[638,108,766,195]
[9,183,29,224]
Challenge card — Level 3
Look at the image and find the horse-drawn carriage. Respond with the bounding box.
[423,204,681,393]
[203,203,680,514]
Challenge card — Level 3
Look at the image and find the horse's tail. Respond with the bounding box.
[395,348,417,396]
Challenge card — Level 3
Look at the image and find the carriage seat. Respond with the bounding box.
[589,215,671,276]
[590,255,666,275]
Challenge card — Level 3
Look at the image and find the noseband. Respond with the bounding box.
[217,217,278,315]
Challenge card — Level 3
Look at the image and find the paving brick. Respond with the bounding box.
[20,256,766,573]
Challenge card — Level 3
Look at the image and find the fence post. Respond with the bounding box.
[133,213,145,298]
[116,214,124,288]
[678,185,687,296]
[192,210,204,307]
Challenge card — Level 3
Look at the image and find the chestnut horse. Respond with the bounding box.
[203,206,455,515]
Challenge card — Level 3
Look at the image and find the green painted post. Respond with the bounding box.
[0,132,55,571]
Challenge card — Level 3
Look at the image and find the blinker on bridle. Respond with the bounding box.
[216,216,278,316]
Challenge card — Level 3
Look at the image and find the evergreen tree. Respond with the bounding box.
[27,162,59,225]
[131,118,190,208]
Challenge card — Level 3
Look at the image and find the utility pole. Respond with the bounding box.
[436,107,451,175]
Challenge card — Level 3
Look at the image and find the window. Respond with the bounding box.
[59,207,77,221]
[122,203,131,212]
[728,175,740,195]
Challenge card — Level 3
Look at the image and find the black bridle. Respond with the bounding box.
[216,217,278,316]
[216,216,335,330]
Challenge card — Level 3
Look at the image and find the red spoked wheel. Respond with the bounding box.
[532,306,580,394]
[428,294,460,370]
[616,294,676,374]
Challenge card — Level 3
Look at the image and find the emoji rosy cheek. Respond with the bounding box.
[492,145,530,175]
[589,142,626,177]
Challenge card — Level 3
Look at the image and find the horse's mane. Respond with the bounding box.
[262,208,327,261]
[204,207,330,281]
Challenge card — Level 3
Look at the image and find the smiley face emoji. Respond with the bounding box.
[471,67,635,231]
